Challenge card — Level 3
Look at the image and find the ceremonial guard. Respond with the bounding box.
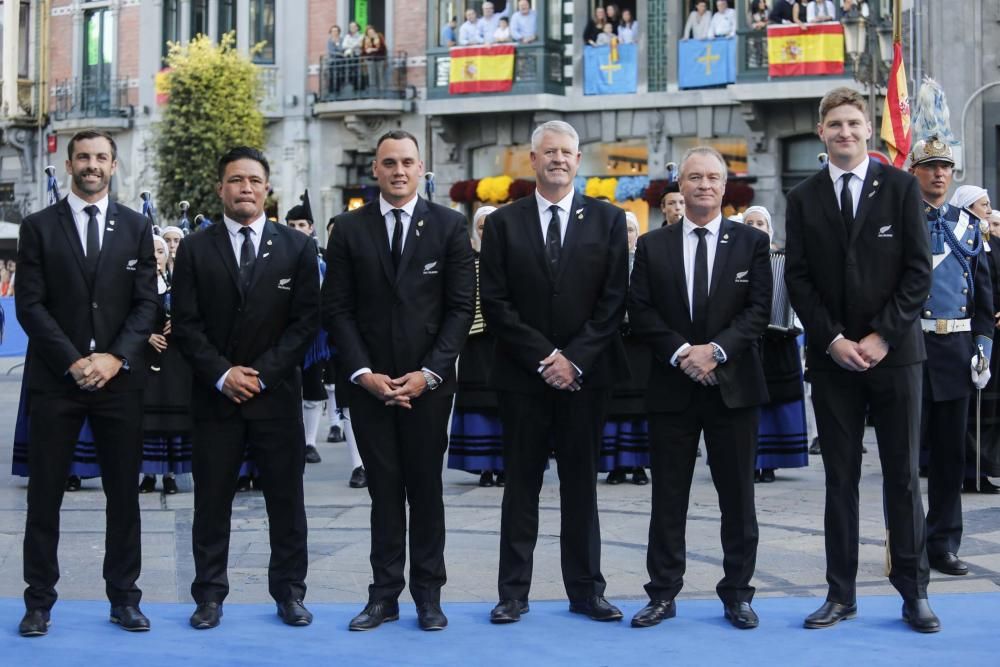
[909,136,993,577]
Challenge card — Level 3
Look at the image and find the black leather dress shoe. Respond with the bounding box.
[630,600,676,628]
[349,466,367,489]
[66,475,82,492]
[304,445,322,464]
[606,469,627,485]
[349,600,399,631]
[803,600,857,629]
[417,602,448,631]
[569,596,623,621]
[902,598,940,633]
[277,599,313,626]
[631,468,649,485]
[18,609,50,637]
[723,602,759,629]
[929,552,968,576]
[110,605,150,632]
[490,599,529,624]
[190,602,222,629]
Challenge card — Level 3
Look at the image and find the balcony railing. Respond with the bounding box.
[51,77,130,121]
[257,65,281,116]
[738,28,769,78]
[317,52,412,102]
[426,43,563,100]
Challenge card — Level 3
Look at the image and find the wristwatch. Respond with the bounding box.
[422,370,440,391]
[710,343,726,365]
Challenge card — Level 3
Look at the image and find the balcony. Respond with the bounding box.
[313,53,415,117]
[422,43,564,115]
[50,77,132,131]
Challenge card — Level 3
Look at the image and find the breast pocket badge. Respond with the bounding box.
[734,269,749,284]
[277,277,292,291]
[878,225,893,238]
[423,260,439,275]
[126,259,138,271]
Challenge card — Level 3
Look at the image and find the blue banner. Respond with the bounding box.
[678,37,737,89]
[584,43,638,96]
[0,297,27,357]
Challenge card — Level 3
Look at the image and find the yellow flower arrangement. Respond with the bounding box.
[585,177,618,202]
[476,175,514,203]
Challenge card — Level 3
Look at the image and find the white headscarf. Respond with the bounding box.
[948,186,989,211]
[742,205,773,241]
[471,205,497,251]
[160,225,185,238]
[152,235,169,293]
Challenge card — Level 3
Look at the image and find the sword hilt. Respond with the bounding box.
[976,344,988,373]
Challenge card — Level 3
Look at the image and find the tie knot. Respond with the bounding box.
[84,205,99,218]
[841,173,853,186]
[548,204,561,220]
[693,227,708,239]
[239,226,253,238]
[392,208,404,223]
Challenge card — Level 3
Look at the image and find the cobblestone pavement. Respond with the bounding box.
[0,367,997,608]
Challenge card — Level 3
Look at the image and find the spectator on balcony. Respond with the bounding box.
[361,25,387,92]
[791,0,809,26]
[478,1,512,44]
[605,4,621,31]
[596,22,617,46]
[840,0,869,19]
[807,0,836,22]
[682,1,712,40]
[708,0,737,38]
[459,8,484,45]
[769,0,795,23]
[342,21,363,56]
[510,0,538,44]
[494,17,513,43]
[749,0,770,29]
[325,25,344,94]
[617,9,639,44]
[584,6,607,46]
[440,16,458,47]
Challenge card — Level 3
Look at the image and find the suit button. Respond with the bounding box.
[961,306,967,313]
[964,272,969,278]
[963,289,969,295]
[92,302,98,309]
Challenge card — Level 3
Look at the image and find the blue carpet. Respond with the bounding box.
[1,594,996,666]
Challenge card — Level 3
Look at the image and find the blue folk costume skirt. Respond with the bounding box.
[448,330,504,473]
[599,331,651,471]
[756,331,809,471]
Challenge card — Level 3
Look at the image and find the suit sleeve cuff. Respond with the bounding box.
[351,367,372,384]
[826,334,845,354]
[670,343,692,367]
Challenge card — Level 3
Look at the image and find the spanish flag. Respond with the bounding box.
[449,44,515,94]
[767,24,845,77]
[879,6,910,168]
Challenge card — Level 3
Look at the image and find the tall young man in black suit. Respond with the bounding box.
[16,130,158,636]
[628,147,771,630]
[480,120,629,625]
[323,130,475,632]
[171,147,319,630]
[784,88,938,632]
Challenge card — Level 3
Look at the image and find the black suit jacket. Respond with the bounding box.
[171,219,320,420]
[628,219,771,411]
[785,161,932,371]
[479,193,629,392]
[322,197,476,397]
[15,198,157,392]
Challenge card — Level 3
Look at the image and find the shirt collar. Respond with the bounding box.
[682,214,723,237]
[535,189,575,214]
[223,213,266,238]
[67,191,109,218]
[828,156,870,187]
[379,193,419,219]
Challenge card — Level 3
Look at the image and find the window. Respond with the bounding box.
[250,0,275,64]
[82,6,114,114]
[0,0,31,78]
[191,0,209,39]
[782,134,825,193]
[219,0,237,39]
[162,0,180,60]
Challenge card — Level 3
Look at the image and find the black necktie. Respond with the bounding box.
[545,204,561,273]
[840,173,855,233]
[692,227,709,343]
[391,209,404,270]
[83,204,100,276]
[239,226,255,292]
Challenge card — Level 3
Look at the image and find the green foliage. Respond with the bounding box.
[154,33,265,223]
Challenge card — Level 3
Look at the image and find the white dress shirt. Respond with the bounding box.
[683,11,712,39]
[458,20,483,45]
[216,214,267,392]
[828,156,869,220]
[671,215,728,365]
[67,191,108,254]
[708,8,737,38]
[807,0,837,22]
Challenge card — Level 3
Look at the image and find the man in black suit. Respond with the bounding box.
[627,147,771,630]
[479,120,628,625]
[16,130,158,636]
[171,147,319,630]
[785,87,938,632]
[323,130,475,632]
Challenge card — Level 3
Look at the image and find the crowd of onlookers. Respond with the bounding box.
[323,21,389,95]
[0,259,15,296]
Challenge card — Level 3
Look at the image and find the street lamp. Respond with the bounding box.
[842,15,894,148]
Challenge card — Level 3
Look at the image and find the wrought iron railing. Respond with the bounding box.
[318,52,412,102]
[51,77,130,121]
[427,44,563,99]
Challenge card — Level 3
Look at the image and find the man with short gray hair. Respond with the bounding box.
[481,120,629,625]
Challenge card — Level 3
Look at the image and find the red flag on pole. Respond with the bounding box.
[880,42,910,168]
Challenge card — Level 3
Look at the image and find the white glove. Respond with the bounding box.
[971,355,991,390]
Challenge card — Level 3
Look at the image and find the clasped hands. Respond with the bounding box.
[539,351,580,391]
[829,333,888,372]
[359,371,428,409]
[148,320,172,353]
[222,366,263,404]
[68,353,123,391]
[677,344,718,386]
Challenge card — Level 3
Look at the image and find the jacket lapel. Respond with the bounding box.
[848,161,883,247]
[668,223,691,317]
[709,218,733,298]
[364,200,395,286]
[521,197,550,282]
[394,197,425,286]
[246,219,278,295]
[210,221,242,294]
[93,200,121,280]
[818,167,848,250]
[554,193,586,284]
[56,198,88,279]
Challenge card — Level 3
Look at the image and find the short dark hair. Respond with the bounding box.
[376,130,420,153]
[67,130,118,162]
[217,146,270,181]
[659,184,681,206]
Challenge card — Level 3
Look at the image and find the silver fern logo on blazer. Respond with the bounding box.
[423,261,439,275]
[878,225,893,238]
[735,270,749,283]
[277,277,292,290]
[126,259,138,271]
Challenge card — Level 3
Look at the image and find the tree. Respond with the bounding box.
[155,34,264,223]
